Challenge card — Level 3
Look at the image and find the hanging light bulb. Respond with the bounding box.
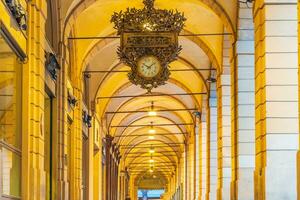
[148,121,156,134]
[149,147,155,154]
[148,101,157,116]
[148,135,155,140]
[149,167,154,173]
[148,129,156,134]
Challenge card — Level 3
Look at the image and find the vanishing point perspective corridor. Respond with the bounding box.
[0,0,299,199]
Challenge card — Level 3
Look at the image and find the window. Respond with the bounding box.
[0,34,22,199]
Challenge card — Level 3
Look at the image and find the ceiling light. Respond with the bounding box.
[148,129,156,134]
[148,101,157,116]
[148,121,156,134]
[149,147,155,154]
[149,165,154,173]
[148,135,155,140]
[148,111,157,116]
[149,159,154,163]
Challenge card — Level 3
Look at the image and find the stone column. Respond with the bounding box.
[22,1,48,199]
[105,135,113,200]
[195,115,200,199]
[254,1,298,199]
[208,82,218,199]
[217,36,232,200]
[187,128,195,199]
[232,2,256,199]
[200,105,208,200]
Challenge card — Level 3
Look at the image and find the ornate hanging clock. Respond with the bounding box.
[111,0,186,92]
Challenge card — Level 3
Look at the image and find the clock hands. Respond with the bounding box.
[143,62,156,69]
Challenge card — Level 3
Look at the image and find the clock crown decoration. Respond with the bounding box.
[111,0,186,92]
[111,0,186,33]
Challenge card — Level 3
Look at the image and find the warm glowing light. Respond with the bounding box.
[148,135,155,140]
[148,121,156,134]
[149,159,154,163]
[148,101,157,116]
[149,148,155,153]
[148,111,157,116]
[148,129,156,134]
[149,169,154,173]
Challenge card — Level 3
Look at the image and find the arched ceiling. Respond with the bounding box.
[60,0,237,192]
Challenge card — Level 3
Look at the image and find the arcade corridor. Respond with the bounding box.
[0,0,299,200]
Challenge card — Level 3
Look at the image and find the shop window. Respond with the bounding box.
[0,34,22,198]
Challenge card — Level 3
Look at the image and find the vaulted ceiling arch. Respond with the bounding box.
[95,78,204,120]
[62,0,235,80]
[80,30,220,77]
[107,95,195,128]
[61,0,237,44]
[58,0,239,191]
[111,115,189,139]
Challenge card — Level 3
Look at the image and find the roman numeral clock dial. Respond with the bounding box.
[137,55,162,79]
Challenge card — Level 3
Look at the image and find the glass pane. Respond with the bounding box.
[0,35,21,149]
[1,147,21,197]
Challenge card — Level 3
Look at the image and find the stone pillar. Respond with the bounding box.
[187,128,195,199]
[298,0,300,198]
[184,141,188,199]
[217,35,232,200]
[105,135,113,200]
[195,116,201,199]
[208,83,218,199]
[254,1,298,199]
[71,81,83,200]
[200,105,208,200]
[22,1,48,199]
[232,2,256,199]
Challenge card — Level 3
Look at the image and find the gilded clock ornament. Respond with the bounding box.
[111,0,186,92]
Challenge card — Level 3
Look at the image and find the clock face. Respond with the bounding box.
[137,55,161,78]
